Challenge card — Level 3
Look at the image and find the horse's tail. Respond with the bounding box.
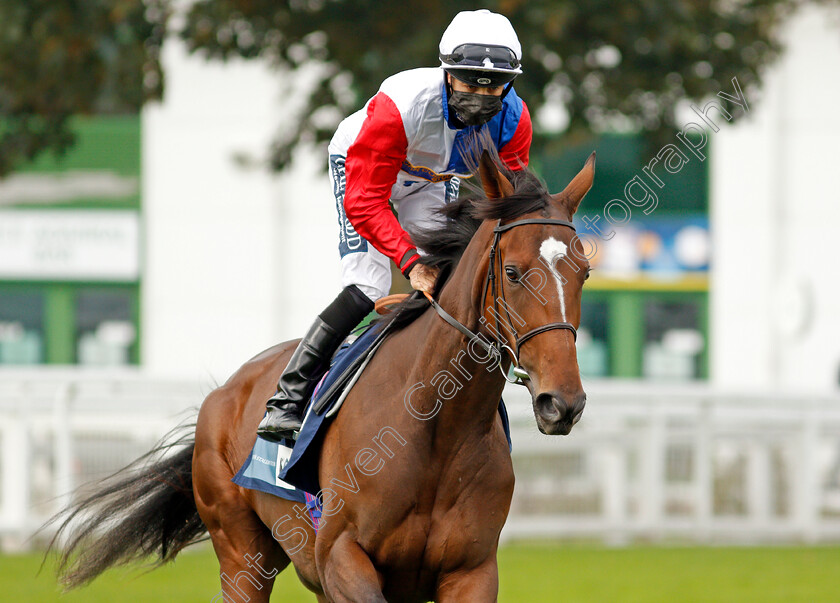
[45,420,207,590]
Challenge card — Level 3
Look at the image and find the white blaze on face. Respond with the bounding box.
[539,236,568,321]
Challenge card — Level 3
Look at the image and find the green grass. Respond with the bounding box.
[4,543,839,602]
[498,543,840,602]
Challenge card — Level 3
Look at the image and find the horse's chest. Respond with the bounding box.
[372,461,514,574]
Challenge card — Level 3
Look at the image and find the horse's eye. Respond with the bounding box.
[585,269,592,281]
[505,266,519,282]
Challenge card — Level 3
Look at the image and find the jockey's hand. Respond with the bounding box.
[408,263,439,293]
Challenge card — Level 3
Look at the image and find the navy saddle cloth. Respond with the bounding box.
[233,322,512,499]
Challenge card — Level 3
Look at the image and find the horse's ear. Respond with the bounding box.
[478,150,515,199]
[553,151,596,216]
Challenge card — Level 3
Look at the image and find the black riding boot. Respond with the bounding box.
[257,285,374,442]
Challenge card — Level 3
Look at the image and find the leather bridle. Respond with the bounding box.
[425,217,579,385]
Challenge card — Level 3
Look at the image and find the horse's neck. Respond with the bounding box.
[394,224,507,445]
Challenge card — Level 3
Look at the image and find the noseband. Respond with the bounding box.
[425,217,579,385]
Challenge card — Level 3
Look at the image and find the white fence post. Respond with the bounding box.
[746,441,771,529]
[1,415,29,551]
[53,382,75,514]
[794,405,820,542]
[694,398,713,542]
[638,403,665,539]
[601,440,627,545]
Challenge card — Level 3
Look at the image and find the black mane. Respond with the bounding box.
[379,160,552,332]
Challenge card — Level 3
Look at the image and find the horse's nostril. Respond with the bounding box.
[534,392,563,422]
[535,392,586,425]
[537,393,573,423]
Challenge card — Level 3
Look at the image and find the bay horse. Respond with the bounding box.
[49,150,595,602]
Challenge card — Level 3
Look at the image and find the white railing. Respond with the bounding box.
[503,381,840,544]
[2,371,840,551]
[0,369,201,551]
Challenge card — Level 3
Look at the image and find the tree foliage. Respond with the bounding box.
[1,0,831,176]
[178,0,808,169]
[0,0,166,176]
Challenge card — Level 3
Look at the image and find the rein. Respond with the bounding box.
[426,217,578,386]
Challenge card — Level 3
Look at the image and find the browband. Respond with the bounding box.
[494,218,576,234]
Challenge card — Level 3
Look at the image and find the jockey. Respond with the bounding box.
[258,9,532,441]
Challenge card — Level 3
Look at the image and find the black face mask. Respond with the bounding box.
[448,90,503,127]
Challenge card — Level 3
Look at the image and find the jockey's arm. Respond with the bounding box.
[343,93,421,278]
[498,99,532,170]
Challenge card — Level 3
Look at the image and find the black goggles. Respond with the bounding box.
[445,68,517,87]
[440,43,520,71]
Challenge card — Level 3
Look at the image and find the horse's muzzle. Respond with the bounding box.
[533,391,586,435]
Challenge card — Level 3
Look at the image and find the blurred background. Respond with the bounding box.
[2,0,840,600]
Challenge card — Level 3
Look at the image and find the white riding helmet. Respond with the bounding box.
[439,9,523,87]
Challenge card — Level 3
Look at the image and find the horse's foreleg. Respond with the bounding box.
[435,557,500,602]
[318,533,387,603]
